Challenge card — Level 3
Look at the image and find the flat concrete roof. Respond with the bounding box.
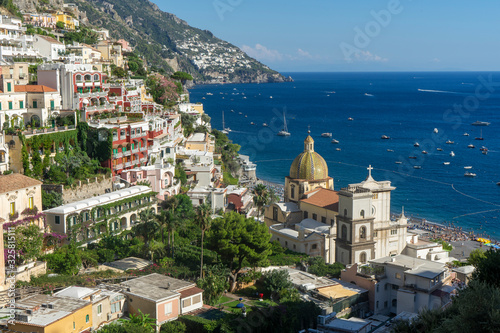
[103,257,152,272]
[120,273,195,302]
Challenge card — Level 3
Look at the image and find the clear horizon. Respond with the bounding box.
[152,1,500,72]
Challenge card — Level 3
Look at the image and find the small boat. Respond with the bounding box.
[263,123,268,127]
[409,156,417,159]
[464,172,477,177]
[206,93,213,96]
[464,166,473,169]
[475,129,484,140]
[480,146,488,152]
[231,110,235,113]
[414,166,422,169]
[497,182,500,186]
[381,135,390,139]
[331,139,339,144]
[270,96,273,99]
[221,111,231,134]
[414,142,420,147]
[238,112,243,115]
[446,140,454,144]
[443,162,450,165]
[250,122,255,125]
[348,117,354,121]
[422,151,428,154]
[463,133,469,136]
[450,151,455,157]
[335,148,341,151]
[437,148,443,151]
[395,161,402,164]
[387,149,394,152]
[245,115,248,118]
[433,128,439,133]
[471,121,490,126]
[483,150,488,155]
[277,111,291,136]
[468,144,475,148]
[321,133,333,138]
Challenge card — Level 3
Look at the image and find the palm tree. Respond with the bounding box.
[123,309,156,331]
[252,184,270,220]
[195,203,212,278]
[163,210,180,255]
[155,210,169,244]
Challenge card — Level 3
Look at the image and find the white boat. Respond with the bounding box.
[263,123,268,127]
[464,172,477,177]
[395,161,402,164]
[321,133,333,138]
[231,110,235,113]
[471,121,490,126]
[381,135,390,139]
[468,144,475,148]
[348,117,354,121]
[414,166,422,169]
[437,148,443,151]
[414,142,420,147]
[238,112,243,115]
[463,132,469,136]
[446,140,454,144]
[464,166,473,169]
[245,115,248,118]
[450,151,455,157]
[480,146,488,152]
[387,149,394,152]
[277,111,291,136]
[443,162,450,165]
[422,151,428,154]
[335,148,341,151]
[331,139,339,144]
[250,122,255,125]
[270,96,273,99]
[206,93,213,96]
[433,128,438,133]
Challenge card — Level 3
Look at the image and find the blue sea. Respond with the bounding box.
[188,72,500,239]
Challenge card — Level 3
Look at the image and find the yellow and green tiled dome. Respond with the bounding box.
[289,135,329,180]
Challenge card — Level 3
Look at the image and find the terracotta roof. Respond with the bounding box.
[0,173,42,194]
[300,188,339,211]
[14,85,57,93]
[37,34,64,45]
[179,286,204,299]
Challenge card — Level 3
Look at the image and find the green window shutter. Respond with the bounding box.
[19,101,23,109]
[8,101,12,110]
[50,100,55,110]
[7,82,11,92]
[33,101,37,108]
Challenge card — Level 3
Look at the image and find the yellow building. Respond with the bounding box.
[8,294,92,333]
[55,12,79,30]
[185,132,215,153]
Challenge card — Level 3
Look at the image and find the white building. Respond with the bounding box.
[0,16,39,61]
[0,132,8,172]
[33,35,66,62]
[121,163,179,200]
[43,186,156,244]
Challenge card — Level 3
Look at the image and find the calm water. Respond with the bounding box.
[189,72,500,238]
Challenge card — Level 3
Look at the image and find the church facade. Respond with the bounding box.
[265,134,407,265]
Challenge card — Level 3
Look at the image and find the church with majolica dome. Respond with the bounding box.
[265,133,408,265]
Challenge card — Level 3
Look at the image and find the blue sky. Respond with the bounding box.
[151,0,500,72]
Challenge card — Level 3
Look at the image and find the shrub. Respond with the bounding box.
[160,320,186,333]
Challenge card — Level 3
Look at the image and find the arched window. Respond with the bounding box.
[341,225,347,239]
[360,210,365,218]
[94,74,99,81]
[84,74,91,81]
[76,74,82,82]
[360,226,366,239]
[344,209,348,217]
[360,252,367,263]
[290,185,295,199]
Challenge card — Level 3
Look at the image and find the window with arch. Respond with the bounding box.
[360,252,367,263]
[76,74,82,82]
[94,74,99,81]
[359,226,366,239]
[341,225,347,239]
[84,74,91,81]
[360,209,365,218]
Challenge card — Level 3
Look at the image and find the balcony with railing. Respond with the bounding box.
[114,164,123,170]
[113,152,123,159]
[123,150,131,157]
[140,146,147,152]
[131,148,139,154]
[125,162,131,168]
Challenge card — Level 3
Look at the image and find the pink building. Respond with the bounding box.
[116,39,133,53]
[121,163,178,200]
